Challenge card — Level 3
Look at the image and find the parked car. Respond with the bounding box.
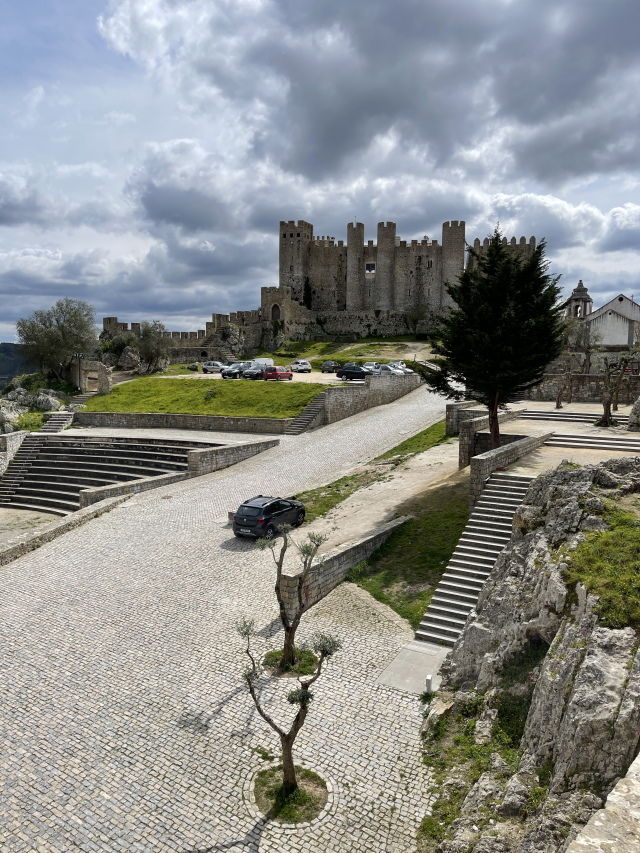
[336,365,373,380]
[242,364,266,380]
[388,361,407,369]
[263,365,293,381]
[202,360,224,373]
[321,360,341,373]
[233,495,305,539]
[362,362,382,374]
[291,359,312,373]
[378,364,404,376]
[221,361,253,379]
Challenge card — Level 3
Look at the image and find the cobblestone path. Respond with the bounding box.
[1,387,444,852]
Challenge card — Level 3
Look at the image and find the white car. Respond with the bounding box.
[291,360,312,373]
[378,364,404,376]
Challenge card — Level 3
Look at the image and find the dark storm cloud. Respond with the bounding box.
[0,175,49,226]
[139,184,230,232]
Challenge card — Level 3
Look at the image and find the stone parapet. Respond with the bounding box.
[459,410,520,467]
[445,401,478,435]
[73,412,293,434]
[320,374,421,425]
[278,516,408,620]
[469,432,553,506]
[0,430,28,475]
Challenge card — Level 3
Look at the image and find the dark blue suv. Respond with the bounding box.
[233,495,306,539]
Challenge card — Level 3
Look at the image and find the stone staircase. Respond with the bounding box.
[0,434,217,517]
[70,391,97,406]
[40,412,75,433]
[416,472,534,647]
[544,432,640,453]
[284,392,327,435]
[520,409,629,425]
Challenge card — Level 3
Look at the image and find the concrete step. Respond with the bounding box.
[430,595,475,614]
[414,629,456,647]
[420,611,467,630]
[0,499,68,517]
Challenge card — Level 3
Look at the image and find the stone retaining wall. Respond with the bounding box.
[320,374,422,425]
[525,373,640,404]
[279,516,408,620]
[459,411,520,467]
[566,752,640,852]
[445,401,478,435]
[73,411,294,434]
[469,432,553,506]
[0,430,28,475]
[79,439,279,508]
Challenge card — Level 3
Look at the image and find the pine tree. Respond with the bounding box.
[425,228,566,448]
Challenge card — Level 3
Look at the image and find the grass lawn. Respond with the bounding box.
[83,377,325,418]
[376,419,449,460]
[349,472,469,629]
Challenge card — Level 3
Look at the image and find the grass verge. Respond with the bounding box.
[254,766,328,823]
[14,412,45,431]
[563,498,640,629]
[348,472,468,628]
[375,419,449,460]
[82,377,325,418]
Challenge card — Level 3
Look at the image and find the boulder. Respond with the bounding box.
[118,346,141,371]
[101,352,117,368]
[628,395,640,431]
[34,391,61,412]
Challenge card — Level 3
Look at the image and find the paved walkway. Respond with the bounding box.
[0,386,444,853]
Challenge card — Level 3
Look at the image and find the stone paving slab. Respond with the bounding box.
[0,385,444,852]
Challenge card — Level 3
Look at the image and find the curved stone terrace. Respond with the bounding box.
[0,384,445,853]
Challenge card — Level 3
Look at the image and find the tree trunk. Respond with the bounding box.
[280,625,297,670]
[601,392,613,426]
[280,733,298,795]
[488,393,501,450]
[555,378,565,409]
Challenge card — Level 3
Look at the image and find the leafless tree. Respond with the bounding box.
[237,620,341,795]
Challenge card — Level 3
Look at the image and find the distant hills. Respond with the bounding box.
[0,343,36,385]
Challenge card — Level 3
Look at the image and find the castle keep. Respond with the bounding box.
[103,220,537,358]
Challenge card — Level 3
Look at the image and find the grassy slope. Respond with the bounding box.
[84,377,325,418]
[349,473,469,628]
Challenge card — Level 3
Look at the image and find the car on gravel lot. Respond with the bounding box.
[291,359,312,373]
[321,360,341,373]
[362,362,382,374]
[242,364,265,380]
[378,364,405,376]
[202,360,225,373]
[233,495,306,539]
[221,361,253,379]
[336,364,373,381]
[263,365,293,381]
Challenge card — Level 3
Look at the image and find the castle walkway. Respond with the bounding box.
[0,385,445,853]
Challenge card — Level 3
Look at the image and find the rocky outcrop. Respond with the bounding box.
[425,458,640,853]
[117,346,141,371]
[628,395,640,431]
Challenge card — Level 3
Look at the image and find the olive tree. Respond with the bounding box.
[238,620,341,795]
[258,528,327,670]
[16,298,97,381]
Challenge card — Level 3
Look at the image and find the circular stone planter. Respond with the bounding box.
[242,765,338,830]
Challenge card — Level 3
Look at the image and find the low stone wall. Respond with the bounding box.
[320,374,422,425]
[459,411,520,468]
[525,373,640,404]
[445,401,478,435]
[0,430,28,475]
[73,411,294,434]
[473,432,525,456]
[566,752,640,852]
[279,516,408,620]
[469,432,553,506]
[79,439,279,508]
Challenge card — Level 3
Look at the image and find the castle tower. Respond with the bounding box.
[566,280,593,318]
[279,220,313,304]
[346,222,365,310]
[440,220,466,310]
[374,222,396,310]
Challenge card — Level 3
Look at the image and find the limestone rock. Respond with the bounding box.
[117,346,141,371]
[101,352,117,368]
[499,774,531,816]
[628,395,640,431]
[187,362,199,371]
[34,391,61,411]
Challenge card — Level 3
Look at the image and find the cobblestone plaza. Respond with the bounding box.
[0,387,445,852]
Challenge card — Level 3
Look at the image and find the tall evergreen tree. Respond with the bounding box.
[424,228,566,448]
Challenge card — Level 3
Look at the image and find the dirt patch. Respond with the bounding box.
[0,507,54,548]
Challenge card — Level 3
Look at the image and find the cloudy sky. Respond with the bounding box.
[2,0,640,341]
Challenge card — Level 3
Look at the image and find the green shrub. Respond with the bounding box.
[14,412,44,431]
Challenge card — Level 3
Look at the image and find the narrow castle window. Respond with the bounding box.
[365,263,376,273]
[290,265,294,271]
[428,259,433,269]
[297,233,300,238]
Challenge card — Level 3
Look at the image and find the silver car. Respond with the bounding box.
[202,361,224,373]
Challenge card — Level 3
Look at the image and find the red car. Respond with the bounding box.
[263,365,293,381]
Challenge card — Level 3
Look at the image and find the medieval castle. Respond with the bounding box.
[103,220,537,359]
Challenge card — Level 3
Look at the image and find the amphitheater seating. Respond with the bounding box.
[0,434,219,516]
